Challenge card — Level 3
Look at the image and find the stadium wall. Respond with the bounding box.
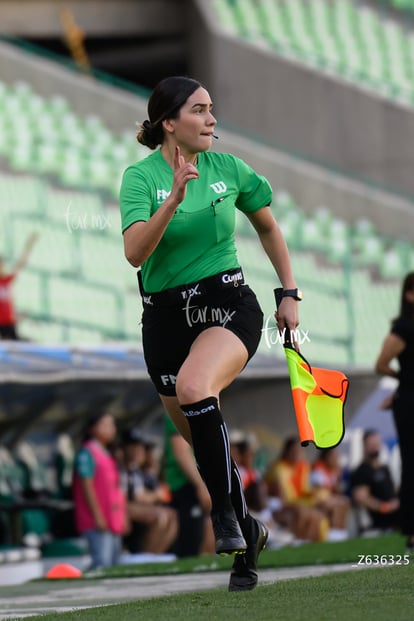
[191,0,414,200]
[0,0,184,36]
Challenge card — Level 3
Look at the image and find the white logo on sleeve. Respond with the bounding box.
[210,181,227,194]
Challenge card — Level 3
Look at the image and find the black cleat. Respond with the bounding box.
[228,518,269,592]
[211,509,247,556]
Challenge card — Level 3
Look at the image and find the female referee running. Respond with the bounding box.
[119,76,301,591]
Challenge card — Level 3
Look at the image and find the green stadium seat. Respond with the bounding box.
[64,325,106,343]
[78,232,132,288]
[233,0,268,43]
[354,236,385,268]
[18,318,69,344]
[212,0,240,35]
[301,217,328,252]
[45,186,106,228]
[353,218,376,238]
[48,93,71,117]
[47,276,122,333]
[14,270,46,317]
[325,220,350,264]
[58,149,88,188]
[8,144,37,173]
[272,190,298,219]
[379,248,404,280]
[12,217,78,276]
[123,290,143,342]
[313,207,333,231]
[278,208,304,250]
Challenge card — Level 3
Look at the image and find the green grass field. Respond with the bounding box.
[7,563,414,621]
[2,533,412,621]
[80,531,408,579]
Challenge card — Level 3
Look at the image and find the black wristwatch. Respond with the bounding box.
[282,288,303,301]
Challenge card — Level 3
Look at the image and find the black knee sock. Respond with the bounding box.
[230,458,253,537]
[194,456,253,537]
[181,396,233,513]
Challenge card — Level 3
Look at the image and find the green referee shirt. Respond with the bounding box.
[119,149,272,292]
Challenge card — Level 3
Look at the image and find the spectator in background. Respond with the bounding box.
[139,432,170,501]
[52,434,77,539]
[264,436,329,542]
[375,271,414,553]
[230,430,294,548]
[0,233,38,340]
[163,415,214,558]
[229,430,267,514]
[121,428,178,555]
[55,434,75,501]
[349,429,399,533]
[72,412,126,570]
[310,448,350,537]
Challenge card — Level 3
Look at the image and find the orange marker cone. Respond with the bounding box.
[45,563,83,579]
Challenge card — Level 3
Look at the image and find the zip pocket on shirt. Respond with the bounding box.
[211,196,227,216]
[211,196,235,243]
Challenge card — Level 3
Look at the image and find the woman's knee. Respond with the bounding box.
[175,374,212,404]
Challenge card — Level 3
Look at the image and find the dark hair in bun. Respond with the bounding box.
[136,119,163,150]
[137,76,202,149]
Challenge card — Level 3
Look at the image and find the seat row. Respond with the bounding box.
[213,0,414,105]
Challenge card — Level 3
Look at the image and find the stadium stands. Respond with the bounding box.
[0,170,140,344]
[0,79,145,199]
[387,0,414,13]
[1,71,412,367]
[212,0,414,106]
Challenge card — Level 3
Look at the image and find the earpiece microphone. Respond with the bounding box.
[213,135,219,139]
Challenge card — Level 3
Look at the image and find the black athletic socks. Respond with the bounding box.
[181,396,233,513]
[230,458,254,537]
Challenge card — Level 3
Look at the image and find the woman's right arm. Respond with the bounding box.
[123,147,198,267]
[123,198,179,267]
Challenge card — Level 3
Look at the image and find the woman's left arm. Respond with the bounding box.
[247,206,299,331]
[375,333,405,377]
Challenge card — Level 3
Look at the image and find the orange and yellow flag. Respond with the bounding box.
[284,347,349,449]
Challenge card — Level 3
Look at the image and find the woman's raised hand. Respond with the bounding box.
[170,146,199,205]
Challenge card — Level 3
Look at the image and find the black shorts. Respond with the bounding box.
[140,271,264,396]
